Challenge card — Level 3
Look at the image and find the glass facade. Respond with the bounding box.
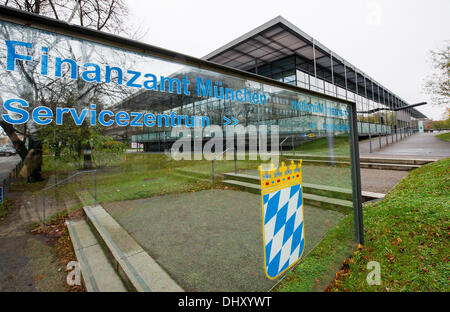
[239,51,422,139]
[0,14,362,291]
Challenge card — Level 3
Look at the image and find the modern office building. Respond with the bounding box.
[124,16,426,151]
[202,16,427,134]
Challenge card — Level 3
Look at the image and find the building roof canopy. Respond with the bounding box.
[203,16,427,119]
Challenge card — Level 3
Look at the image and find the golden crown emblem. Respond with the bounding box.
[258,160,303,192]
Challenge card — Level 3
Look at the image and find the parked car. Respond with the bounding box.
[0,145,17,156]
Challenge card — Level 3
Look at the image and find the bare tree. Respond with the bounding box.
[424,42,450,107]
[0,0,137,181]
[3,0,129,33]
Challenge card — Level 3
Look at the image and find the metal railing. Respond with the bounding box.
[211,147,233,189]
[42,169,97,226]
[280,136,291,158]
[1,158,24,197]
[367,127,413,153]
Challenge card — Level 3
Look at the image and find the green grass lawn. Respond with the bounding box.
[273,208,356,292]
[11,153,272,206]
[276,157,450,292]
[11,152,353,216]
[329,158,450,291]
[435,132,450,142]
[293,135,351,156]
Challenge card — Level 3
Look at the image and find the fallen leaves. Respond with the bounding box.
[34,274,46,281]
[29,210,85,292]
[386,254,395,263]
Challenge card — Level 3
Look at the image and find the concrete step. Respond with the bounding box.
[303,193,353,213]
[223,172,385,202]
[223,179,260,194]
[281,153,349,162]
[223,172,260,185]
[222,179,352,213]
[359,157,433,166]
[361,191,385,201]
[285,153,433,166]
[66,219,127,292]
[285,158,419,171]
[80,201,183,292]
[303,183,352,201]
[284,158,350,167]
[224,172,352,200]
[359,162,420,171]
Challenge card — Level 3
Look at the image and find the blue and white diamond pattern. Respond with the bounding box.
[263,184,305,279]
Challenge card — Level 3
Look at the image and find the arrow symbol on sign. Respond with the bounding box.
[223,116,239,126]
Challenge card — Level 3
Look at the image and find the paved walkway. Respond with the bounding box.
[0,174,78,292]
[0,155,20,183]
[359,132,450,159]
[0,191,66,291]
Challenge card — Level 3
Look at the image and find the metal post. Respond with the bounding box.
[312,39,317,79]
[395,98,398,142]
[379,133,381,149]
[349,102,364,245]
[234,147,237,174]
[364,76,371,150]
[280,144,283,159]
[385,130,388,145]
[385,90,389,145]
[344,63,348,100]
[330,52,336,96]
[355,70,359,129]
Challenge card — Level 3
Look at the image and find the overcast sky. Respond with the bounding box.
[126,0,449,120]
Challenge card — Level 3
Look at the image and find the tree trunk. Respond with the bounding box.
[26,135,44,182]
[0,121,28,159]
[0,121,44,182]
